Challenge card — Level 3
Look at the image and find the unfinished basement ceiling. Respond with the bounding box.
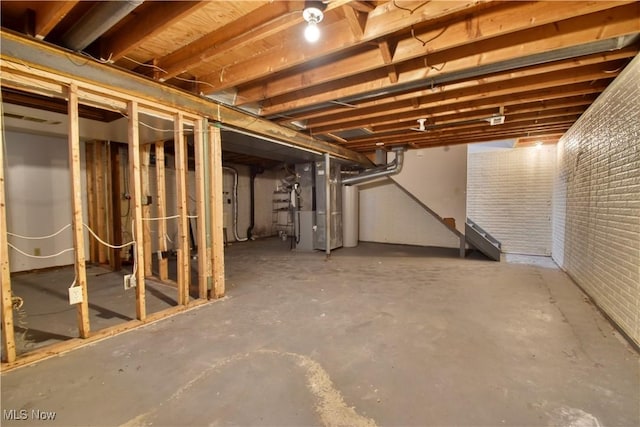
[1,1,639,154]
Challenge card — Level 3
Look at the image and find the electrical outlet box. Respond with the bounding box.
[123,274,137,290]
[68,286,83,305]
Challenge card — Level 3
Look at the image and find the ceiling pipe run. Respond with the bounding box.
[342,147,405,186]
[61,0,144,51]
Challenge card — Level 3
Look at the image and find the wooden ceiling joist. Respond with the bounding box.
[0,30,370,165]
[237,1,638,109]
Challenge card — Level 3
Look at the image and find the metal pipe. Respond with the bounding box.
[324,153,331,257]
[342,148,405,186]
[61,0,144,51]
[222,167,248,242]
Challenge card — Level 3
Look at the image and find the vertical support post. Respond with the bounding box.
[194,119,209,299]
[324,152,331,258]
[68,84,90,338]
[85,141,97,262]
[109,143,123,271]
[0,101,17,363]
[174,113,190,305]
[155,142,168,281]
[95,142,108,264]
[459,235,466,258]
[128,101,146,321]
[141,144,152,277]
[209,126,225,298]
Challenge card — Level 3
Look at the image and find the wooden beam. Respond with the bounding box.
[141,145,152,278]
[194,119,209,300]
[252,2,640,113]
[342,5,368,39]
[102,2,208,61]
[0,100,16,363]
[1,298,212,372]
[174,113,190,305]
[348,1,376,13]
[195,1,482,93]
[154,142,169,281]
[154,1,295,80]
[85,141,98,262]
[109,144,123,271]
[0,30,370,166]
[68,84,91,338]
[306,63,618,131]
[33,1,78,39]
[128,101,147,321]
[95,142,108,264]
[210,126,225,299]
[310,80,609,135]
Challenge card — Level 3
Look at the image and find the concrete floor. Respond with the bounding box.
[6,265,181,355]
[1,239,638,426]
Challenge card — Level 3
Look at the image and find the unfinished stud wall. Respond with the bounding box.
[467,145,556,255]
[553,53,640,346]
[5,131,90,272]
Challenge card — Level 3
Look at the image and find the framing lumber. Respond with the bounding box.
[102,1,207,61]
[128,101,147,321]
[154,142,169,281]
[109,144,123,271]
[0,30,370,166]
[85,141,98,262]
[174,113,190,305]
[33,1,78,40]
[0,100,16,363]
[67,84,90,338]
[95,142,108,264]
[194,119,209,299]
[141,144,152,277]
[1,297,213,372]
[210,126,225,299]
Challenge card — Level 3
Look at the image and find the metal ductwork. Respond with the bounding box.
[342,147,405,186]
[61,0,144,51]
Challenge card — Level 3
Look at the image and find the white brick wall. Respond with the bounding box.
[553,53,640,347]
[467,146,556,255]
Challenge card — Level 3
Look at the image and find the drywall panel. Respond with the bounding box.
[553,53,640,346]
[391,145,468,235]
[467,145,556,255]
[359,180,460,248]
[5,131,89,272]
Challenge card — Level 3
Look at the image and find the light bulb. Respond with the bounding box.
[304,21,320,43]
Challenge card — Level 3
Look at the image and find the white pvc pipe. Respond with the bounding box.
[342,185,359,247]
[222,167,247,242]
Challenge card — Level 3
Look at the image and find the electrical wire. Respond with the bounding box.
[393,0,429,14]
[7,224,72,240]
[7,243,75,259]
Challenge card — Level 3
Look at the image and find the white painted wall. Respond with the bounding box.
[5,131,89,273]
[467,145,556,255]
[392,145,468,234]
[553,53,640,347]
[359,180,460,247]
[358,145,467,248]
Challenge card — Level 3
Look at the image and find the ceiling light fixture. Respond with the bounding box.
[303,1,326,43]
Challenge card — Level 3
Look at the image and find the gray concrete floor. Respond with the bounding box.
[6,264,181,355]
[1,239,638,426]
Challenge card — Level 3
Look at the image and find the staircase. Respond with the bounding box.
[465,218,502,261]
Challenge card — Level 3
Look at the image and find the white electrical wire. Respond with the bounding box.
[83,223,134,249]
[7,243,75,259]
[141,214,180,221]
[7,224,72,240]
